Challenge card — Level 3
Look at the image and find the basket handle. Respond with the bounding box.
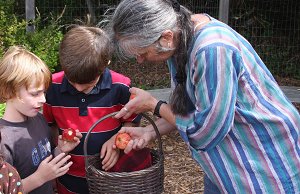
[83,112,163,167]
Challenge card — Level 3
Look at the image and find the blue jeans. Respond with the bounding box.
[204,174,221,194]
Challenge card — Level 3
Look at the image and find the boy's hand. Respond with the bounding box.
[35,153,72,184]
[58,129,82,153]
[100,136,120,171]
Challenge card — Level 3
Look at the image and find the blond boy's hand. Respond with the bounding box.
[57,129,82,153]
[35,153,72,184]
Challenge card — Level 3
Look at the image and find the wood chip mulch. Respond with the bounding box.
[142,115,204,194]
[161,131,204,194]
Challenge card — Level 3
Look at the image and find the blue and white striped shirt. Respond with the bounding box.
[168,16,300,193]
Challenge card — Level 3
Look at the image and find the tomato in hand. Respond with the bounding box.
[115,133,131,149]
[62,128,77,142]
[129,94,136,100]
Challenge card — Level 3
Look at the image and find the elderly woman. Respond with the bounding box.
[109,0,300,193]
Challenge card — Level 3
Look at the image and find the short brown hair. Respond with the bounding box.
[59,26,112,84]
[0,46,51,103]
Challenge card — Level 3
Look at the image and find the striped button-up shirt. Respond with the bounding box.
[168,16,300,193]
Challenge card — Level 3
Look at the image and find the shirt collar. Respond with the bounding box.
[60,68,112,95]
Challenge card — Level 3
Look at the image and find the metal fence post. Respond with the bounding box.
[219,0,230,24]
[86,0,96,24]
[25,0,35,32]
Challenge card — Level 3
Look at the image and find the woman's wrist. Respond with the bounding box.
[145,125,157,141]
[149,97,159,114]
[153,100,167,118]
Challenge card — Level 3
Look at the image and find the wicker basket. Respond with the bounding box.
[83,112,164,194]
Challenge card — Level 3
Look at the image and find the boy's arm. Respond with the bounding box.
[21,170,47,192]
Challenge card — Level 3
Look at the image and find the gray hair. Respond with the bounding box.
[110,0,179,60]
[109,0,194,115]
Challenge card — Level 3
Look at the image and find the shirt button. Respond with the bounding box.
[81,98,85,102]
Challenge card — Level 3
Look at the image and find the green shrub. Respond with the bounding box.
[0,2,63,72]
[0,103,5,118]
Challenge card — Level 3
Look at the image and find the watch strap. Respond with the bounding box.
[153,100,167,118]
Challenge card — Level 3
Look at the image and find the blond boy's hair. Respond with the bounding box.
[0,46,51,103]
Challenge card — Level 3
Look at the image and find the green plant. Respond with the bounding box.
[0,1,23,56]
[23,11,64,72]
[0,2,64,72]
[0,103,5,118]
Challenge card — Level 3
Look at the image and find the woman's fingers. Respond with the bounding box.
[136,139,146,149]
[115,106,133,119]
[124,140,134,154]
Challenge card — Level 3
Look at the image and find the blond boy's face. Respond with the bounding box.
[11,81,46,120]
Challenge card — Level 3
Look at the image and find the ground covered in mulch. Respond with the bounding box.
[162,131,204,193]
[141,115,205,194]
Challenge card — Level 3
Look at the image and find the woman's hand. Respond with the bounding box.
[100,136,120,171]
[57,129,82,153]
[118,126,156,154]
[114,87,158,119]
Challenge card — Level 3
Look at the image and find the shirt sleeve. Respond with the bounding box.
[176,45,242,151]
[0,133,14,165]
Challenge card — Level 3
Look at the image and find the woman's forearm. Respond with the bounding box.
[147,117,177,141]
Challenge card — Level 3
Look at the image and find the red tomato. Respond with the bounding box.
[115,133,131,150]
[129,94,136,100]
[62,128,76,142]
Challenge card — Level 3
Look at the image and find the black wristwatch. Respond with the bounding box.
[153,100,167,118]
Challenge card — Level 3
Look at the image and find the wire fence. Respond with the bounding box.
[9,0,300,88]
[229,0,300,80]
